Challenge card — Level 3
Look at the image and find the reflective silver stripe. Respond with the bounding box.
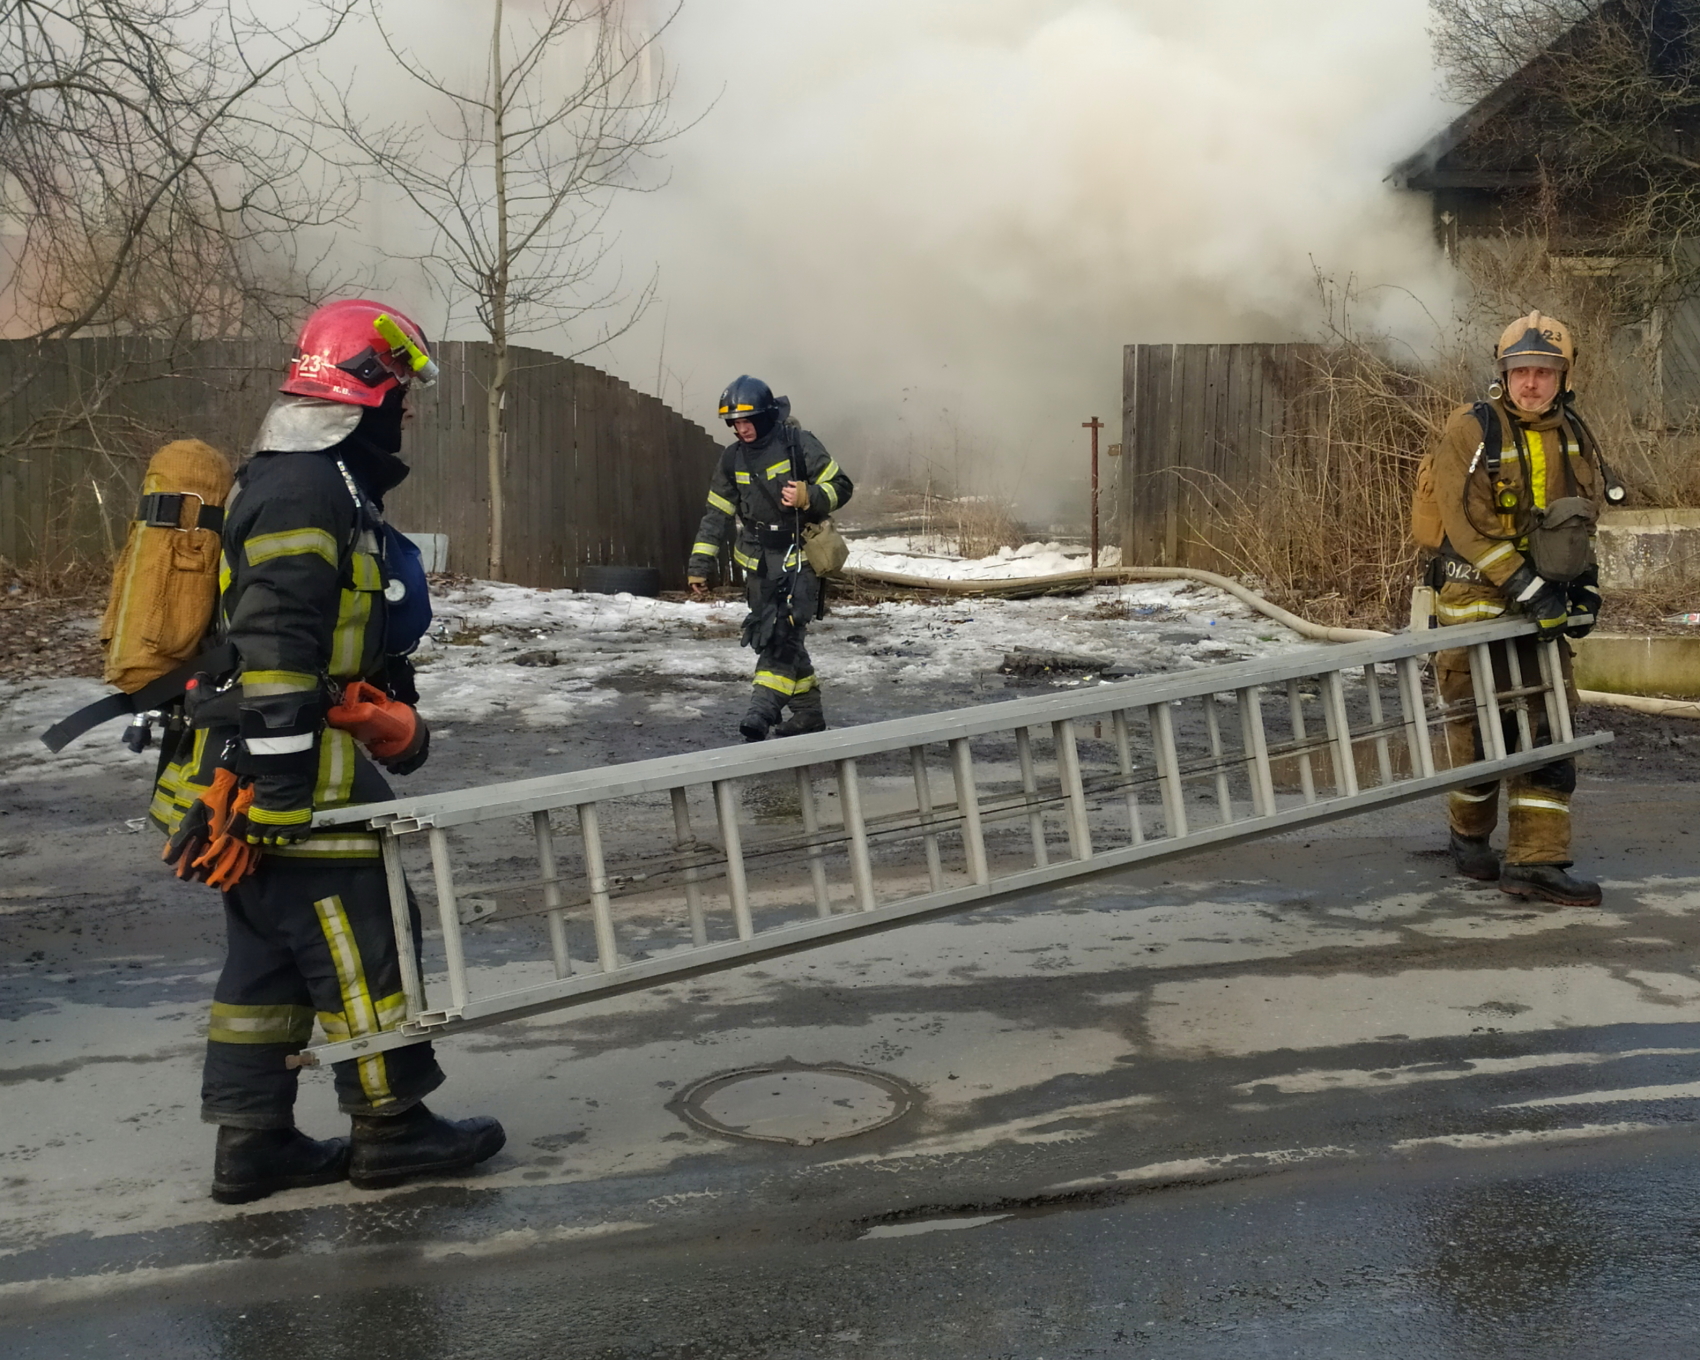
[1509,794,1569,814]
[246,733,314,755]
[1476,542,1516,572]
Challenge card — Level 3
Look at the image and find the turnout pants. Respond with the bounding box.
[744,556,820,703]
[1436,635,1576,866]
[201,856,445,1128]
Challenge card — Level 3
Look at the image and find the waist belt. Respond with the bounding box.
[138,492,224,533]
[754,523,798,549]
[40,641,236,753]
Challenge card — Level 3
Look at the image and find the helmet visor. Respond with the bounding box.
[1499,352,1567,373]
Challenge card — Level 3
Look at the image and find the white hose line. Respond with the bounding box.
[1576,689,1700,720]
[843,564,1700,718]
[839,565,1389,643]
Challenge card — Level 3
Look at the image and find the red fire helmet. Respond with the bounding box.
[279,299,436,408]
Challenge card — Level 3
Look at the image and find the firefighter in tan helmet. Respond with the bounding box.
[1426,311,1609,905]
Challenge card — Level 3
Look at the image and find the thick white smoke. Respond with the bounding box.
[345,1,1460,518]
[589,0,1459,515]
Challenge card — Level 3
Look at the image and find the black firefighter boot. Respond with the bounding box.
[348,1103,506,1190]
[1499,863,1603,907]
[1449,830,1500,882]
[739,685,786,742]
[772,687,826,738]
[211,1125,350,1205]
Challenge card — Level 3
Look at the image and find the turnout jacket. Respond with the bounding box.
[149,443,409,860]
[687,421,852,579]
[1431,395,1604,627]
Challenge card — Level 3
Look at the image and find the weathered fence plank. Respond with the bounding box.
[0,338,719,590]
[1117,342,1326,569]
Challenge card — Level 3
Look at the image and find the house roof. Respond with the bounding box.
[1389,3,1615,192]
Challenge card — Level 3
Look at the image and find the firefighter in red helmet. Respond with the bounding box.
[155,299,504,1203]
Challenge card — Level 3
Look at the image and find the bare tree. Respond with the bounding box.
[338,0,682,579]
[0,1,359,347]
[1428,0,1700,309]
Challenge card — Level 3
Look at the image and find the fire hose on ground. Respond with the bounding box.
[837,564,1700,721]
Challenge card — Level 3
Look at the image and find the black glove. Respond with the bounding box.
[1566,566,1601,640]
[1502,562,1571,636]
[244,766,316,845]
[383,713,430,776]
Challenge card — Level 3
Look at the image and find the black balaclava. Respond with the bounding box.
[748,407,782,442]
[340,386,411,508]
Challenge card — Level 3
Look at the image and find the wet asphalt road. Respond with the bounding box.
[5,674,1700,1358]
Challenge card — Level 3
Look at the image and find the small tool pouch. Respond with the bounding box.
[1527,496,1597,583]
[801,519,850,576]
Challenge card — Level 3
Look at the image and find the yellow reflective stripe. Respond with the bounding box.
[1437,598,1505,624]
[765,460,790,480]
[375,992,407,1028]
[707,491,734,515]
[1509,794,1569,814]
[249,805,312,826]
[1450,788,1495,803]
[732,547,760,571]
[817,482,840,510]
[241,669,317,696]
[1525,430,1548,512]
[316,728,356,807]
[691,541,719,558]
[1475,542,1516,572]
[331,585,374,677]
[218,551,233,594]
[313,895,393,1105]
[814,460,840,483]
[349,550,383,591]
[792,673,818,694]
[208,1002,314,1046]
[754,670,797,695]
[734,471,752,484]
[270,834,382,859]
[245,527,338,569]
[784,547,802,569]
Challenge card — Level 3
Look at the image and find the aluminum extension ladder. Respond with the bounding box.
[301,617,1610,1068]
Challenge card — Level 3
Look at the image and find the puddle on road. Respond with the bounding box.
[860,1213,1012,1240]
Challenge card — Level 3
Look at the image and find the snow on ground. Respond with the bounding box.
[0,543,1318,784]
[846,535,1122,580]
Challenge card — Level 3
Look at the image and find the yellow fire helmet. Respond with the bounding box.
[1496,311,1575,373]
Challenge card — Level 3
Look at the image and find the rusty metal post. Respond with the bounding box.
[1083,416,1103,569]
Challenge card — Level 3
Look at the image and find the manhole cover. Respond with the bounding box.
[672,1059,917,1147]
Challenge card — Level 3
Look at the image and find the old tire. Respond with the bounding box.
[579,565,661,597]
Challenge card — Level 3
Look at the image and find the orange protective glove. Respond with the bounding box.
[327,681,428,774]
[161,769,261,887]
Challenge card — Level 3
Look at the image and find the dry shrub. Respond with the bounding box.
[1191,245,1700,629]
[952,496,1027,558]
[1201,342,1459,630]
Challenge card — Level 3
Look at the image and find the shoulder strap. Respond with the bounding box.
[1472,401,1502,478]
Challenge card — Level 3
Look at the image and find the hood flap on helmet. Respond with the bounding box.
[251,395,363,455]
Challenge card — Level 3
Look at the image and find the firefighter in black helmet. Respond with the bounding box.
[687,376,854,740]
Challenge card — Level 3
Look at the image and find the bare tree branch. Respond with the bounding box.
[333,0,689,578]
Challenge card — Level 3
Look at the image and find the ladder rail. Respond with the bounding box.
[313,619,1548,835]
[299,618,1611,1068]
[308,730,1612,1066]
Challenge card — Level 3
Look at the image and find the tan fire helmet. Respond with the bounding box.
[1495,311,1575,373]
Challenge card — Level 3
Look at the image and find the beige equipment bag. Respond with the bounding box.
[99,439,232,692]
[801,518,850,577]
[1410,451,1444,551]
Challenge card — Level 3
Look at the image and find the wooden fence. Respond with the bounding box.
[1117,343,1323,570]
[0,338,722,589]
